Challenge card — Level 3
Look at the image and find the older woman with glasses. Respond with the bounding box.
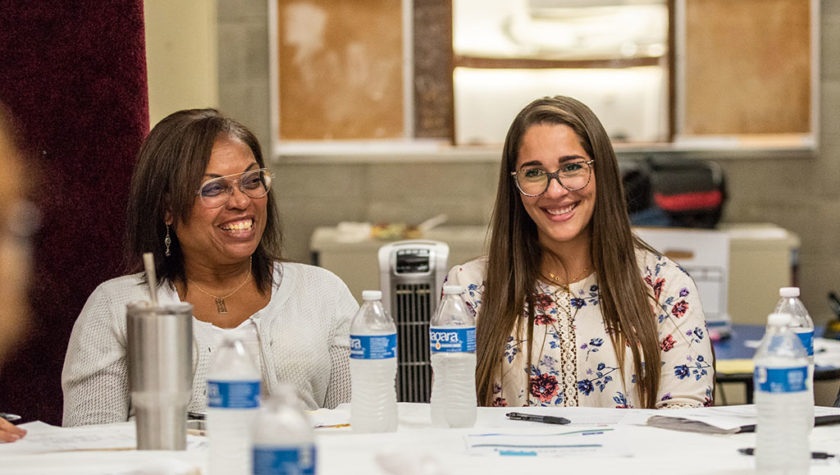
[445,95,714,409]
[62,109,358,426]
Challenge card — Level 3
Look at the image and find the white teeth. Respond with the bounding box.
[221,219,253,231]
[546,204,575,215]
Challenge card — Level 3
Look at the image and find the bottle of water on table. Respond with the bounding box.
[753,312,810,475]
[430,284,477,428]
[207,338,261,475]
[349,290,398,433]
[774,286,815,430]
[252,384,316,475]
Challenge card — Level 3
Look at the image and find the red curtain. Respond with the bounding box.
[0,1,149,424]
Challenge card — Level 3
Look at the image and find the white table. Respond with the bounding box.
[3,404,839,474]
[314,404,840,475]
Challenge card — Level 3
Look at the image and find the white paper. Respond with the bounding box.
[465,426,630,457]
[646,404,840,432]
[0,421,206,455]
[653,405,758,431]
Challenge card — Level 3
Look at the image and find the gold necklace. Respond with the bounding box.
[189,266,252,315]
[547,267,591,287]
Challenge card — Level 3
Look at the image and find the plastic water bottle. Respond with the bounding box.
[753,312,810,475]
[349,290,397,433]
[429,285,477,428]
[207,338,261,475]
[252,385,316,475]
[774,286,815,430]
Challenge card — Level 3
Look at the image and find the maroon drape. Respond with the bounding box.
[0,1,149,424]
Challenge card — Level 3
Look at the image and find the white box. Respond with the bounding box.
[633,227,731,335]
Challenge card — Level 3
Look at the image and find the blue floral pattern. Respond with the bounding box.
[444,250,714,408]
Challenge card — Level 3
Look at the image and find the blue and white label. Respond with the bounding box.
[349,333,397,360]
[430,327,476,353]
[754,366,808,393]
[253,445,316,475]
[206,380,260,409]
[795,330,815,356]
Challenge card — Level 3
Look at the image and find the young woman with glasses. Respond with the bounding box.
[62,109,358,426]
[446,96,714,408]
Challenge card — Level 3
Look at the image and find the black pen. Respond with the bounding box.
[506,412,571,425]
[738,448,835,459]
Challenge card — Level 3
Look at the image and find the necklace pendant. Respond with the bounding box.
[215,297,228,314]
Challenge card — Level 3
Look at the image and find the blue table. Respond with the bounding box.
[714,324,840,403]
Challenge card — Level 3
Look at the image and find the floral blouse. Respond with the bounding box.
[445,248,714,409]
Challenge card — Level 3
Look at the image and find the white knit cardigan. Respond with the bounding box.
[61,262,358,427]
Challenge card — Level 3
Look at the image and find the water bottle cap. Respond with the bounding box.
[442,285,463,295]
[362,290,382,301]
[779,287,800,298]
[767,312,793,326]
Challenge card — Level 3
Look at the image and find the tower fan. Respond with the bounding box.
[378,240,449,402]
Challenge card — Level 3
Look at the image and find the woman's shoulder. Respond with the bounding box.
[90,273,148,300]
[267,261,357,319]
[273,261,355,302]
[75,273,149,325]
[275,261,347,287]
[446,256,488,284]
[634,246,691,279]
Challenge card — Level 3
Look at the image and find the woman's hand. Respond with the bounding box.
[0,416,25,442]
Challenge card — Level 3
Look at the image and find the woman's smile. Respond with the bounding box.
[541,202,578,220]
[218,217,255,234]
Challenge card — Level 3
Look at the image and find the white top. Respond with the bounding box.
[445,248,714,408]
[195,319,262,382]
[61,262,359,426]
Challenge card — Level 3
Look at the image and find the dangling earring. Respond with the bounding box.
[164,225,172,257]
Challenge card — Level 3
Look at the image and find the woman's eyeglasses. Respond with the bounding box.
[196,168,272,208]
[510,160,594,197]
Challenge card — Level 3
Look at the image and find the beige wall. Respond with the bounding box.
[144,0,218,127]
[214,0,840,327]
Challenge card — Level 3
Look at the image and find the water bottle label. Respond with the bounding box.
[795,330,814,356]
[253,445,316,475]
[430,327,476,353]
[754,366,808,393]
[206,380,260,408]
[349,333,397,359]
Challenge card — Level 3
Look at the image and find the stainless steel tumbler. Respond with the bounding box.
[126,301,193,450]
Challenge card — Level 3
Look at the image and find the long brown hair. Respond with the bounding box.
[477,95,660,408]
[125,109,283,293]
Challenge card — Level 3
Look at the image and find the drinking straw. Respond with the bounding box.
[143,252,159,307]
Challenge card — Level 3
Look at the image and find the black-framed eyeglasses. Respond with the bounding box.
[196,168,273,208]
[510,160,594,197]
